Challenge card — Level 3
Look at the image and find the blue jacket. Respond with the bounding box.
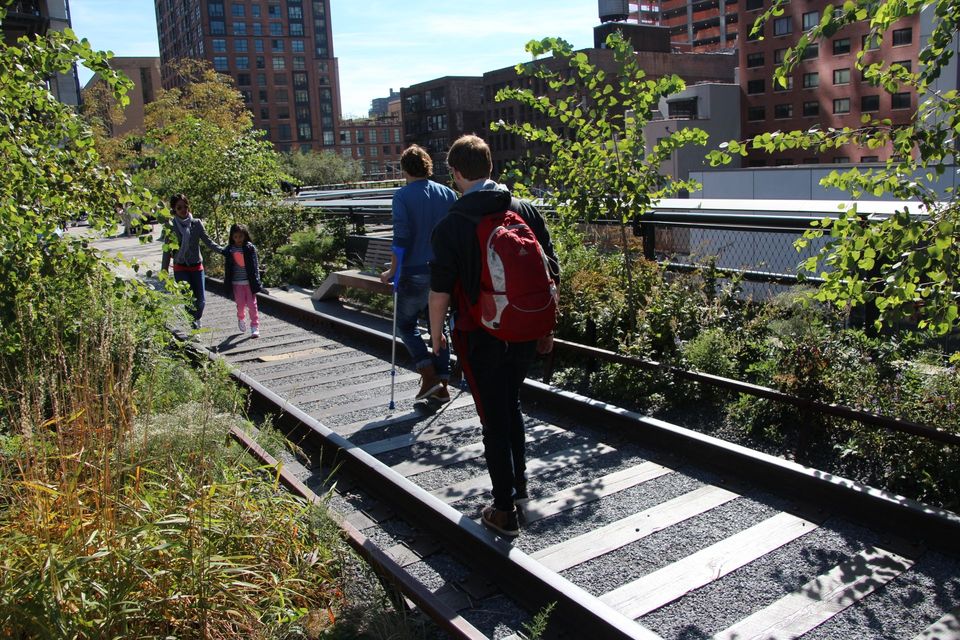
[392,178,457,277]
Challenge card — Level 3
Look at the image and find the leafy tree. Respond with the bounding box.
[80,80,135,171]
[707,1,960,343]
[279,149,363,187]
[492,32,709,326]
[144,58,252,137]
[0,6,163,352]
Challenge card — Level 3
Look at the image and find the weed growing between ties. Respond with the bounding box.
[0,277,418,639]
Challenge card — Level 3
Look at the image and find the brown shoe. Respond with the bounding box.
[416,364,442,401]
[481,505,519,537]
[429,381,451,404]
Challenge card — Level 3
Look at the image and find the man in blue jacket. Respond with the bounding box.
[380,145,458,402]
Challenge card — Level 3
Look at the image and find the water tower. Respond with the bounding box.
[598,0,630,23]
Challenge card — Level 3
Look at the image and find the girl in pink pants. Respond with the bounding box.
[224,224,262,338]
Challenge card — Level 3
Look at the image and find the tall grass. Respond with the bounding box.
[0,277,392,639]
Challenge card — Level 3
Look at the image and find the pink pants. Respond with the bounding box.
[233,283,259,328]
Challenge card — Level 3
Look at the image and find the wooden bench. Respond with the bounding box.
[313,236,394,300]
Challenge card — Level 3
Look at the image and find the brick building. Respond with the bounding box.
[2,0,81,105]
[337,114,403,180]
[154,0,341,152]
[400,77,486,180]
[82,57,162,137]
[738,1,918,165]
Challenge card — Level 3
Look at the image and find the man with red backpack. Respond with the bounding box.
[429,134,560,538]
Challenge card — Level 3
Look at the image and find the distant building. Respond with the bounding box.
[401,77,486,180]
[369,88,400,117]
[82,57,161,137]
[337,114,403,180]
[154,0,341,152]
[484,35,736,178]
[1,0,81,105]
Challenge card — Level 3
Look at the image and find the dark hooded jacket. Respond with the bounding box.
[429,184,559,332]
[222,242,262,300]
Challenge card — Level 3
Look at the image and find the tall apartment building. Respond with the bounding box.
[739,1,918,165]
[154,0,341,152]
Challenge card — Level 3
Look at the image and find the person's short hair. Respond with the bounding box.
[170,193,189,210]
[400,145,432,178]
[446,135,492,181]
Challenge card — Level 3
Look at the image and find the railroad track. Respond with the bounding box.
[160,276,958,640]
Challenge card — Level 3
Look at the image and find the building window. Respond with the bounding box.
[240,89,252,102]
[258,89,267,101]
[296,106,310,120]
[237,72,250,86]
[861,156,879,163]
[278,124,292,141]
[272,39,284,52]
[267,3,281,17]
[277,106,289,119]
[892,92,911,109]
[293,56,305,70]
[231,3,244,17]
[833,98,850,114]
[253,23,262,35]
[295,90,309,103]
[290,22,304,36]
[800,42,819,60]
[212,38,226,52]
[323,131,334,146]
[747,79,765,94]
[861,95,880,112]
[833,68,850,84]
[260,107,269,120]
[234,39,247,52]
[833,38,850,55]
[340,131,351,144]
[236,56,249,69]
[862,33,880,50]
[746,23,762,41]
[747,52,764,68]
[298,123,312,140]
[292,39,304,53]
[210,20,225,35]
[288,6,303,18]
[256,56,265,69]
[232,22,246,35]
[773,17,792,36]
[833,156,849,163]
[745,0,763,9]
[208,2,224,17]
[251,5,261,17]
[894,59,912,72]
[802,11,819,30]
[892,28,912,46]
[254,39,264,52]
[257,73,267,87]
[275,88,288,101]
[272,57,285,70]
[293,72,307,87]
[370,146,378,157]
[802,100,819,117]
[747,106,766,121]
[270,22,283,36]
[774,48,787,63]
[774,103,793,119]
[774,76,794,91]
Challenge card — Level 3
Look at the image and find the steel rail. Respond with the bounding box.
[548,339,960,448]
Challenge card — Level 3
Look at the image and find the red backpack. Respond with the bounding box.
[463,209,558,342]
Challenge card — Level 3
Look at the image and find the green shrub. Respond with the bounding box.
[272,227,342,287]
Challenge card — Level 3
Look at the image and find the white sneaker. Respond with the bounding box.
[238,320,246,332]
[250,326,260,338]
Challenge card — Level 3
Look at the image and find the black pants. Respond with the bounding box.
[453,328,536,511]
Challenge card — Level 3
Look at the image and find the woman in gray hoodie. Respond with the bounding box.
[160,194,224,329]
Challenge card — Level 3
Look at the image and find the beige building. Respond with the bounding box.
[83,57,162,137]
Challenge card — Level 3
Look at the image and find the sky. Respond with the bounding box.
[71,0,601,118]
